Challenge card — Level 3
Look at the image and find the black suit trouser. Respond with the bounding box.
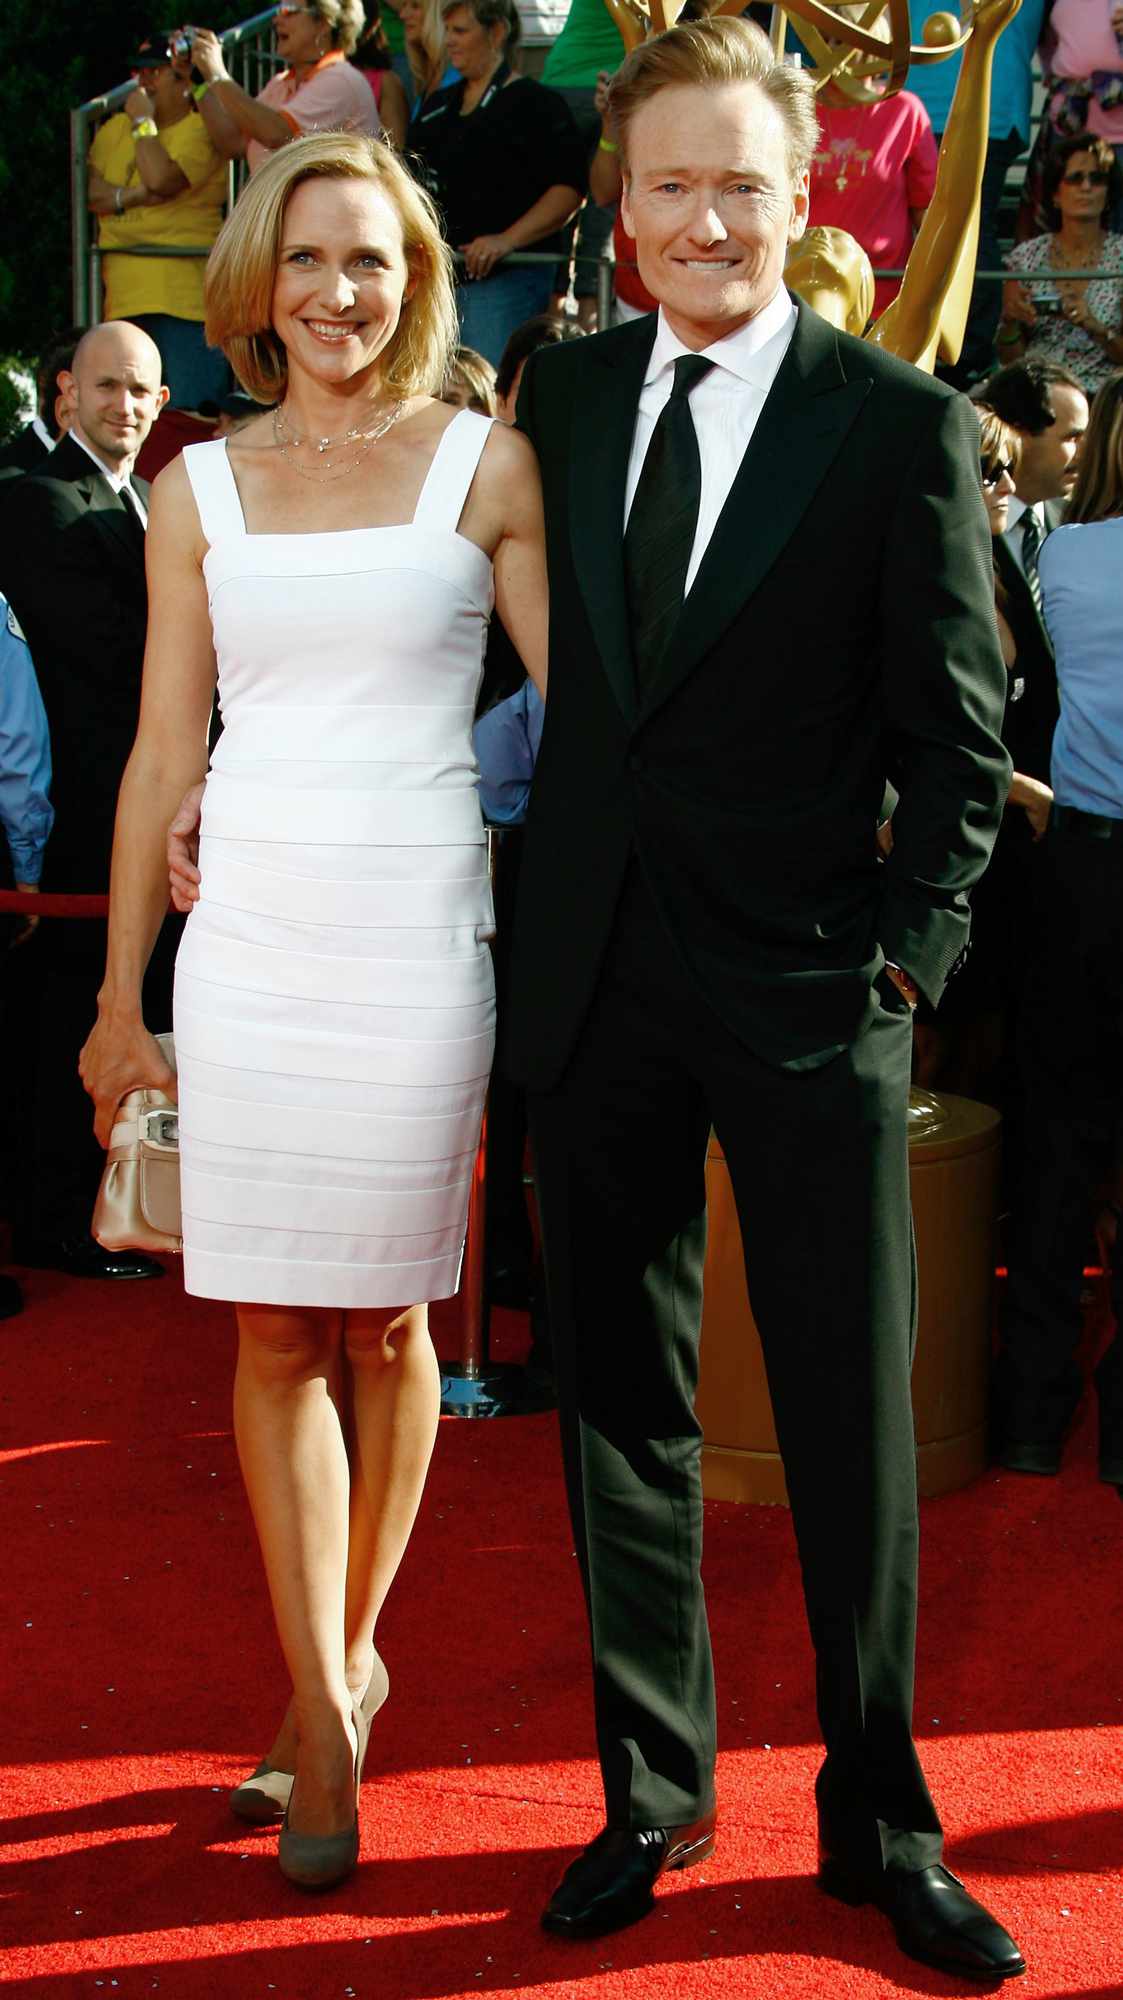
[999,821,1123,1457]
[528,864,943,1875]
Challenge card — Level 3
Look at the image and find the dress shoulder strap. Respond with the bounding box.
[182,440,246,545]
[412,410,496,535]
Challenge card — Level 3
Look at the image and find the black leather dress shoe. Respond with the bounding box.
[18,1235,165,1280]
[820,1859,1026,1980]
[542,1813,716,1938]
[0,1274,23,1318]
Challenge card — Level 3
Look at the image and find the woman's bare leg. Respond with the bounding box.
[341,1303,441,1693]
[256,1305,440,1770]
[234,1302,356,1835]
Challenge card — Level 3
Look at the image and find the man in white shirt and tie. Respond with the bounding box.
[502,17,1023,1978]
[1,322,174,1281]
[980,357,1087,628]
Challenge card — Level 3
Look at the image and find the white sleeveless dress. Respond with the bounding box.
[175,410,497,1308]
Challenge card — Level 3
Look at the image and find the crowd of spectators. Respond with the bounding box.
[2,3,1123,1485]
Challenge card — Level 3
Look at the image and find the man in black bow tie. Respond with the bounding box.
[507,17,1024,1980]
[2,321,176,1279]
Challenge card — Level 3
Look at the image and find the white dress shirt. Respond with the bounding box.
[70,428,148,525]
[623,287,798,595]
[1001,493,1044,580]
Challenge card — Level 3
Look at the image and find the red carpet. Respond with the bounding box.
[2,1265,1121,1999]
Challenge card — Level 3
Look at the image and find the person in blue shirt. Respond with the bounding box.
[996,371,1123,1491]
[0,590,54,1319]
[474,676,543,824]
[909,0,1046,384]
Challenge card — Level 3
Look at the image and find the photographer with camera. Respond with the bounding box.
[87,33,228,410]
[189,3,379,174]
[1001,130,1123,391]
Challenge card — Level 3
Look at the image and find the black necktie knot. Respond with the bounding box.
[669,354,715,402]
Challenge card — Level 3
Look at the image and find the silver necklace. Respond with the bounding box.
[273,400,405,482]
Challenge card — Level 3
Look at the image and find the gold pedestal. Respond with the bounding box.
[696,1090,1002,1504]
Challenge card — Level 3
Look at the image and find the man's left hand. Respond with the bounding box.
[459,234,511,281]
[125,88,155,121]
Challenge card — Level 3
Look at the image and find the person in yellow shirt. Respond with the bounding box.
[87,34,229,410]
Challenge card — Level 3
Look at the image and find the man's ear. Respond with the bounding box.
[57,369,78,414]
[156,385,171,412]
[789,170,810,244]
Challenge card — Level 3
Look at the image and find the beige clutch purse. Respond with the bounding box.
[92,1033,182,1254]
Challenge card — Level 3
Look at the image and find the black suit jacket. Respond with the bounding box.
[0,435,150,890]
[0,423,52,482]
[506,301,1011,1088]
[993,500,1063,784]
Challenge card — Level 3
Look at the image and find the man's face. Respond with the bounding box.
[60,329,167,469]
[620,80,809,350]
[1015,384,1089,504]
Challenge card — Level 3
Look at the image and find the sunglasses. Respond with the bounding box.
[1061,168,1110,187]
[276,3,318,14]
[982,459,1014,488]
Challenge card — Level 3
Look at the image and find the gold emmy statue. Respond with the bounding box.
[601,0,1022,370]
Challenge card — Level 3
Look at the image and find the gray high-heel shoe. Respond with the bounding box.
[278,1692,372,1891]
[228,1650,388,1826]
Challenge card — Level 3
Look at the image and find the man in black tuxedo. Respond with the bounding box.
[1,321,175,1278]
[509,20,1021,1979]
[0,329,83,483]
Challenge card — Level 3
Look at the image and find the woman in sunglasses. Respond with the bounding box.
[189,2,380,173]
[1001,132,1123,392]
[911,404,1053,1095]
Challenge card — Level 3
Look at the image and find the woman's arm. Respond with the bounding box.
[79,458,218,1145]
[378,68,410,149]
[191,28,295,155]
[460,184,583,279]
[472,425,548,700]
[124,87,190,196]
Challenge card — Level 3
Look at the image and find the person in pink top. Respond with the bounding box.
[1039,0,1123,228]
[809,85,937,323]
[189,2,380,175]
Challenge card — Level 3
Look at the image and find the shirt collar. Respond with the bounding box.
[1005,494,1043,535]
[30,414,56,452]
[70,427,133,492]
[645,286,798,390]
[280,48,345,96]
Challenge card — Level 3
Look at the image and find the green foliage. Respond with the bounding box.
[0,360,30,443]
[0,0,254,365]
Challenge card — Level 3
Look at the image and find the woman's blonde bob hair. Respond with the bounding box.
[310,0,368,58]
[205,131,458,404]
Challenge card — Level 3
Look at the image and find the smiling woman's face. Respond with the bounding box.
[271,176,413,390]
[620,80,808,351]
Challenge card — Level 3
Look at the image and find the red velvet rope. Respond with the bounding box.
[0,891,110,917]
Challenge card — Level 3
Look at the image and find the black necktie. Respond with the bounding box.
[1020,508,1044,616]
[625,353,715,695]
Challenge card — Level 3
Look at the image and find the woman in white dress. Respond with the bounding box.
[80,131,547,1890]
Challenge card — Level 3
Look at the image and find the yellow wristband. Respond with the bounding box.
[192,81,210,102]
[132,118,157,138]
[597,136,618,154]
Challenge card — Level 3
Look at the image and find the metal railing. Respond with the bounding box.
[70,7,281,326]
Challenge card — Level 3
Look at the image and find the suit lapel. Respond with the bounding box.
[48,436,145,562]
[569,317,656,730]
[640,302,870,721]
[995,528,1052,659]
